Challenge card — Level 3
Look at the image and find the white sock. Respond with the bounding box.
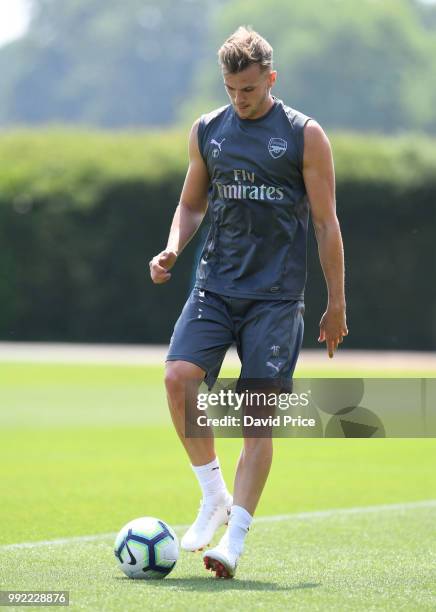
[191,457,229,504]
[226,504,252,555]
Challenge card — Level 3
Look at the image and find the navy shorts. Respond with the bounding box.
[166,287,304,390]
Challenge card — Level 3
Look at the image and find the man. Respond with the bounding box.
[149,26,348,578]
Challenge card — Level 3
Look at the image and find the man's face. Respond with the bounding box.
[223,63,277,120]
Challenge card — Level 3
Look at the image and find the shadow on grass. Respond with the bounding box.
[114,576,321,592]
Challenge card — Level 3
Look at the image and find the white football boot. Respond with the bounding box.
[203,535,240,579]
[181,493,233,552]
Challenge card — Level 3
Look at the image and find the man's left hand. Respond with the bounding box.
[318,306,348,358]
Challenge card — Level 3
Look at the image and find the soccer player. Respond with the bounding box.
[149,26,348,578]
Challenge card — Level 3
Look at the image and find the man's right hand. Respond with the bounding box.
[149,250,178,284]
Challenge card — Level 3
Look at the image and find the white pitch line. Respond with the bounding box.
[1,499,435,552]
[253,499,436,524]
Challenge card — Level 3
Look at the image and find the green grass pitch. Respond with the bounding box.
[0,362,435,611]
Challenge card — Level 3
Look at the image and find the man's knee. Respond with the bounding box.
[164,360,205,396]
[243,436,273,456]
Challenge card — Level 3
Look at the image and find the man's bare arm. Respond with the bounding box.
[303,120,348,357]
[149,119,209,284]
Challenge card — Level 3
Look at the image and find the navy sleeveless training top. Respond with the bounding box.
[195,97,311,300]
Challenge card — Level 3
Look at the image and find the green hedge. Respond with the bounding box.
[0,129,435,349]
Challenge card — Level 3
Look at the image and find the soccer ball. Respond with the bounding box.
[114,517,179,579]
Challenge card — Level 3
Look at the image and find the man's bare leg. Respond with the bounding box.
[204,437,273,577]
[233,437,273,515]
[164,360,215,465]
[203,401,274,578]
[165,360,232,551]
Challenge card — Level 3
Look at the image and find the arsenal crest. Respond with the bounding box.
[268,137,287,159]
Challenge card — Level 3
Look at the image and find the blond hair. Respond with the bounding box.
[218,26,273,74]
